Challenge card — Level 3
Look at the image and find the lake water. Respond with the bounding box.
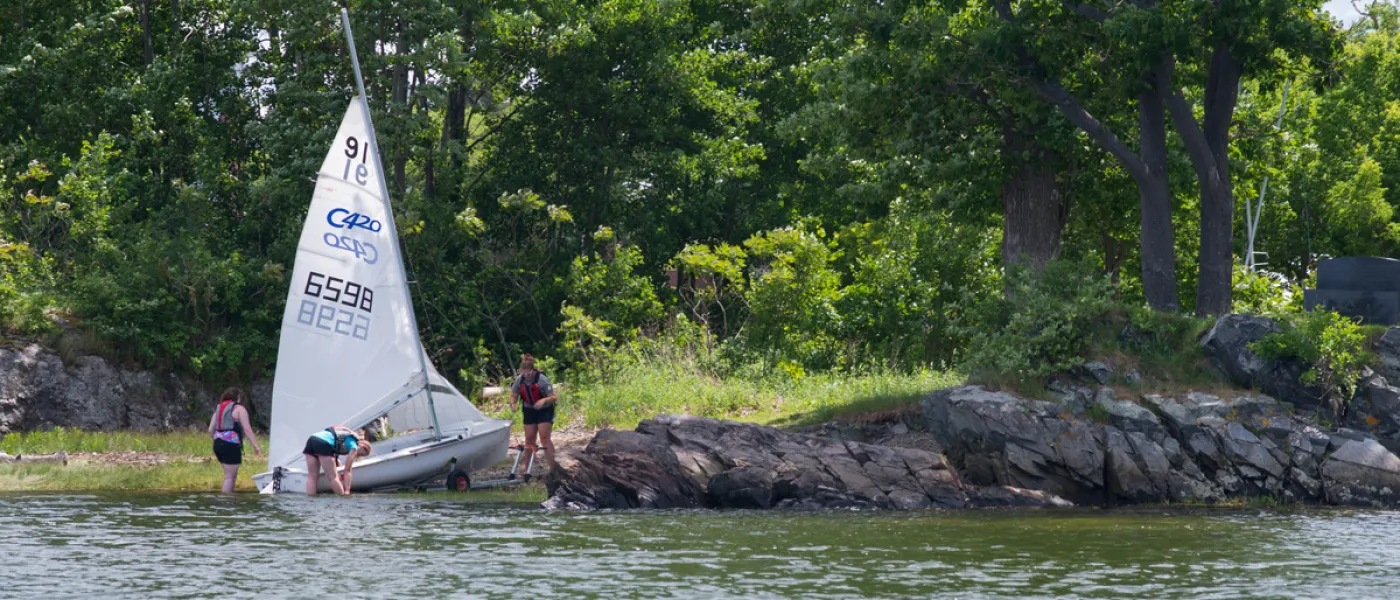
[2,493,1398,599]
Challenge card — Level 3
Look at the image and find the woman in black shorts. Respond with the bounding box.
[509,354,558,467]
[207,387,261,493]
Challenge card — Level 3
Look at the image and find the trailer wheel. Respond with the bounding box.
[446,469,471,492]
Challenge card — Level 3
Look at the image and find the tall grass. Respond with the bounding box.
[554,355,961,430]
[0,428,214,455]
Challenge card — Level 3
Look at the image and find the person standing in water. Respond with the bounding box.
[302,425,372,495]
[208,387,262,493]
[509,354,558,468]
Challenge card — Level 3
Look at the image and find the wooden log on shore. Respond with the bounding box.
[0,450,68,465]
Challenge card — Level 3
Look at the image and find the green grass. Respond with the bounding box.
[529,363,962,430]
[0,429,270,492]
[0,456,270,492]
[1,428,216,455]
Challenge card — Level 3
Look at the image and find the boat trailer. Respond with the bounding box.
[369,444,539,493]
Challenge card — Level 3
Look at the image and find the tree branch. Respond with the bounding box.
[991,0,1150,181]
[1061,1,1110,22]
[1162,66,1220,188]
[1201,43,1241,164]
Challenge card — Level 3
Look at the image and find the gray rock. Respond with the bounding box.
[1375,328,1400,385]
[0,343,244,434]
[706,466,776,508]
[1344,377,1400,452]
[1321,438,1400,507]
[924,386,1105,504]
[545,414,1072,510]
[1083,362,1113,385]
[1199,314,1329,410]
[1097,395,1163,436]
[1126,369,1142,385]
[544,429,705,510]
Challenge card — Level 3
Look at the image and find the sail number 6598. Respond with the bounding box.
[303,271,373,313]
[297,299,370,340]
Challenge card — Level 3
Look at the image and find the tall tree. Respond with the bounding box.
[982,0,1180,310]
[1159,0,1336,314]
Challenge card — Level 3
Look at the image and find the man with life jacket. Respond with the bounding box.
[509,353,558,468]
[301,424,373,495]
[207,387,262,493]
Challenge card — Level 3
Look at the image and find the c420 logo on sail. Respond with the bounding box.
[323,205,381,264]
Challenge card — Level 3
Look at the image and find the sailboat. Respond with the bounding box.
[252,11,510,494]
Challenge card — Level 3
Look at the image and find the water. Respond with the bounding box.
[2,494,1398,599]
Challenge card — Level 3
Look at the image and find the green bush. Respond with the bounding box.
[565,239,663,342]
[1232,266,1303,317]
[957,259,1116,378]
[741,222,844,370]
[1252,309,1374,412]
[835,208,999,370]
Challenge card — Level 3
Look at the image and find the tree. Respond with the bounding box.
[976,0,1337,314]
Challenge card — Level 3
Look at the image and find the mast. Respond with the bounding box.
[341,9,442,440]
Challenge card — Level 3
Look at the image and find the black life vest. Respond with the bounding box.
[326,425,358,455]
[517,371,544,404]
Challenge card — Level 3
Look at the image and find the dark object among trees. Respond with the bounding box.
[1304,257,1400,326]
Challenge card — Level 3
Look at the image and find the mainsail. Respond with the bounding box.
[265,99,481,470]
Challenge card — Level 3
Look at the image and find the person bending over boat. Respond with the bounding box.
[208,387,262,493]
[510,354,558,468]
[302,425,372,495]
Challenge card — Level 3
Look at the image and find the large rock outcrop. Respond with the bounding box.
[0,343,262,433]
[1199,314,1327,409]
[544,415,1071,510]
[924,385,1400,508]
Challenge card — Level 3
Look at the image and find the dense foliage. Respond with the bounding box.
[0,0,1395,390]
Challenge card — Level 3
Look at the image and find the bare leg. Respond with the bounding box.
[221,463,240,494]
[537,422,556,468]
[523,423,539,470]
[305,455,320,495]
[328,458,347,496]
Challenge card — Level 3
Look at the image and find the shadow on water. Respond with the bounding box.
[3,492,1398,599]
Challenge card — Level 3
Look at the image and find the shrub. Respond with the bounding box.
[1252,309,1373,413]
[741,222,844,370]
[957,259,1116,378]
[1232,265,1303,317]
[565,239,663,342]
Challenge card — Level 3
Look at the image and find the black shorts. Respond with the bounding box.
[303,437,336,456]
[522,404,555,425]
[213,439,242,465]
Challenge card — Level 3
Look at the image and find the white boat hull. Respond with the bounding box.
[253,419,511,494]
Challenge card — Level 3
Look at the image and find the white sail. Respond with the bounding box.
[266,98,433,470]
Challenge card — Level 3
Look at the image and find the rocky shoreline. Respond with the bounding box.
[6,313,1400,509]
[544,316,1400,510]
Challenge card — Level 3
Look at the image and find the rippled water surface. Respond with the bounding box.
[3,493,1399,599]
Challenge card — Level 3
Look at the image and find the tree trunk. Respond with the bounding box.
[391,38,409,194]
[139,0,153,66]
[1136,67,1180,312]
[1163,48,1240,316]
[1196,45,1241,316]
[990,0,1179,311]
[1001,128,1067,272]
